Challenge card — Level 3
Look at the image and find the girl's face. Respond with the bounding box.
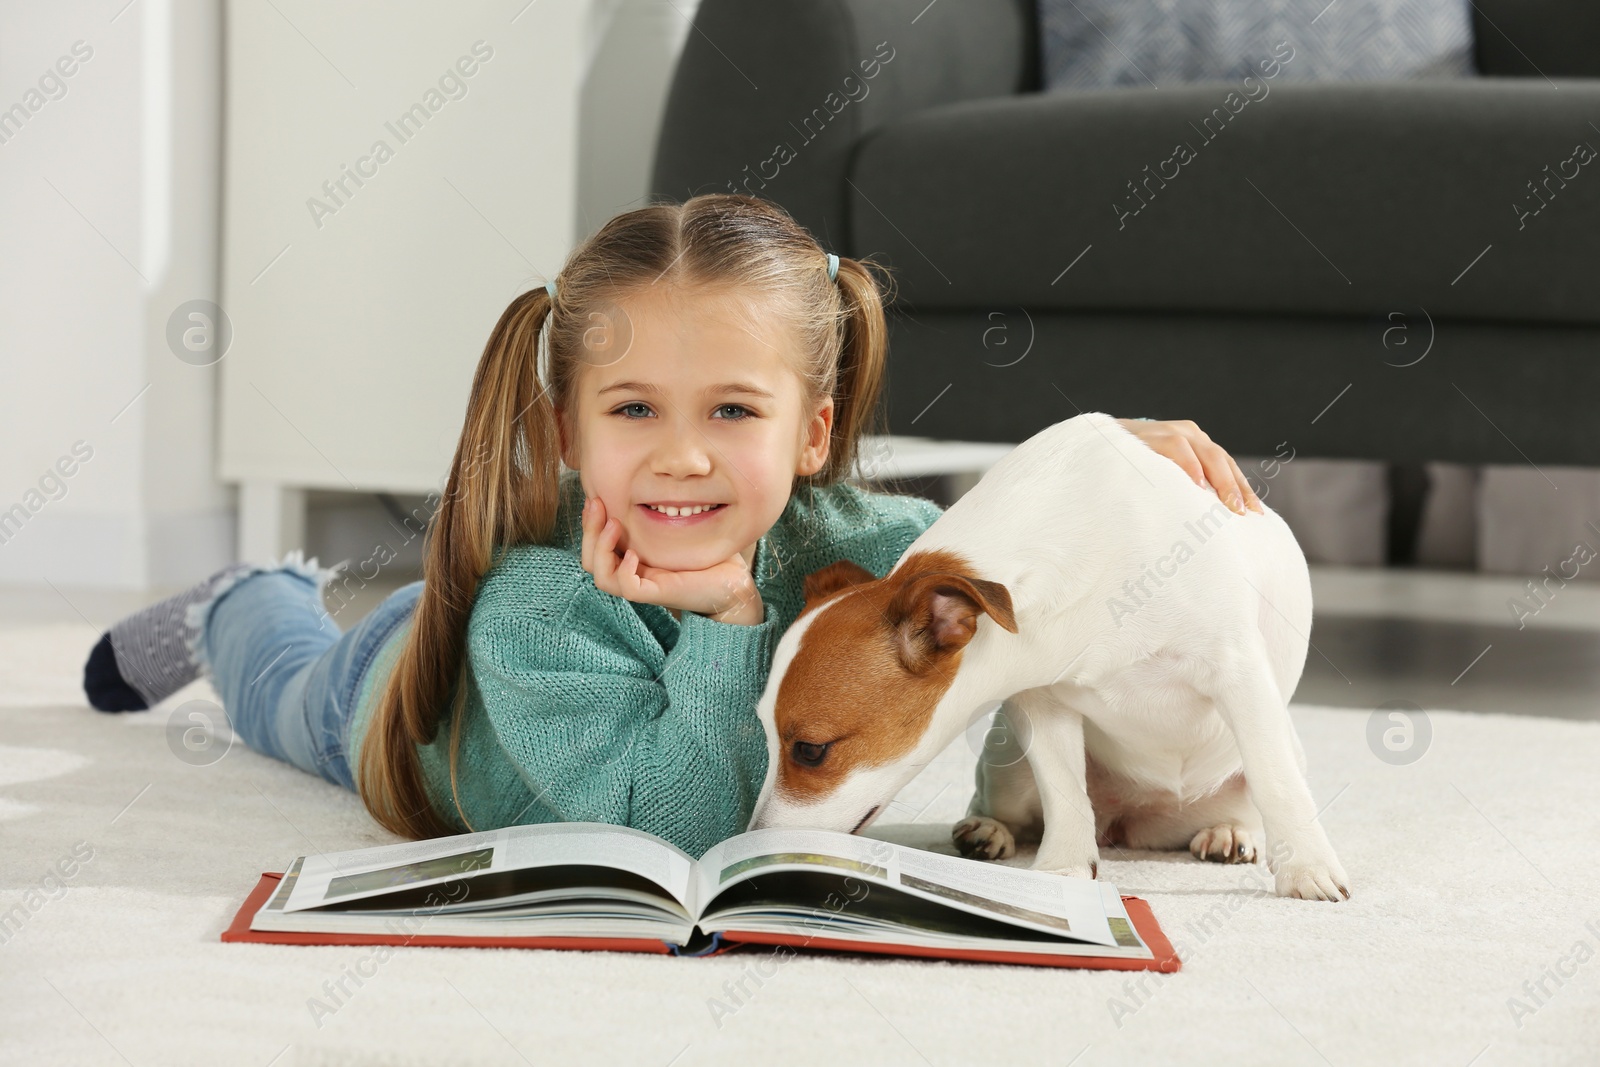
[555,285,833,574]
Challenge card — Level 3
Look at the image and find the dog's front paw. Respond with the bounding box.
[1189,824,1258,864]
[1272,857,1351,901]
[953,816,1016,860]
[1031,856,1099,880]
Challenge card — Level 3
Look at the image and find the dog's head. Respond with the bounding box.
[747,549,1017,835]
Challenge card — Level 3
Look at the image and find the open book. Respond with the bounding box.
[223,822,1179,971]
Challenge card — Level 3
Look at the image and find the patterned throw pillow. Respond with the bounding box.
[1039,0,1477,89]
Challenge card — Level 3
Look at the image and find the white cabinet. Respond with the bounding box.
[219,1,585,560]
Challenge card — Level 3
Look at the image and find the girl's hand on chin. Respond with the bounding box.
[580,496,764,625]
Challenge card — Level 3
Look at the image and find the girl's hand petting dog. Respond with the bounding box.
[1117,418,1265,515]
[580,495,765,626]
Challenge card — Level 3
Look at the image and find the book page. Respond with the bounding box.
[893,846,1116,946]
[282,821,693,914]
[498,823,694,909]
[696,828,897,913]
[1099,882,1150,952]
[699,828,1117,947]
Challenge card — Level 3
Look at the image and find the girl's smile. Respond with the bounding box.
[638,501,728,525]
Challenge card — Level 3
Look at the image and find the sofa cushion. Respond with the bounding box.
[1470,0,1600,77]
[846,78,1600,324]
[877,308,1600,465]
[1040,0,1476,89]
[651,0,1038,256]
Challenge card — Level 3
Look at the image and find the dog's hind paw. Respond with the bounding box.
[1189,825,1258,864]
[953,816,1016,861]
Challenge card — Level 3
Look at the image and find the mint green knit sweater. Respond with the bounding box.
[347,469,944,858]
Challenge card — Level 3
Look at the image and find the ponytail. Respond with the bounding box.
[808,255,894,486]
[358,286,563,838]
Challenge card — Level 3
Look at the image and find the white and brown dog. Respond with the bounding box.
[748,412,1350,901]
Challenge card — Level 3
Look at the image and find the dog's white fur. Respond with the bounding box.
[748,412,1350,901]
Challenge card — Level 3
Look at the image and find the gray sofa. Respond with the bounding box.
[650,0,1600,466]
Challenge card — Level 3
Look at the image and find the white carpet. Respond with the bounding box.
[3,621,1598,1067]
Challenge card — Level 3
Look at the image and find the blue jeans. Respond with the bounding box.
[199,564,421,791]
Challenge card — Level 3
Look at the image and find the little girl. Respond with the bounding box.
[81,194,1261,857]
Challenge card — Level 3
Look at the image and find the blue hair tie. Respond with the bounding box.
[545,278,557,301]
[826,252,839,282]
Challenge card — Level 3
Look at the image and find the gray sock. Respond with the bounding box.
[106,563,256,707]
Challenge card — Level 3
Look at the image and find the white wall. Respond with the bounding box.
[576,0,700,240]
[0,0,231,589]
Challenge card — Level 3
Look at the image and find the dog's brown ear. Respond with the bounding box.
[803,560,878,606]
[886,571,1017,673]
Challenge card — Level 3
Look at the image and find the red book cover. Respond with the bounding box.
[221,872,1181,970]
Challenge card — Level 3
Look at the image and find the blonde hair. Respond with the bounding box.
[358,193,898,838]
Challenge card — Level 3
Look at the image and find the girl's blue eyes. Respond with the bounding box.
[610,402,754,422]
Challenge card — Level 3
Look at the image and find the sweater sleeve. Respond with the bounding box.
[468,596,779,859]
